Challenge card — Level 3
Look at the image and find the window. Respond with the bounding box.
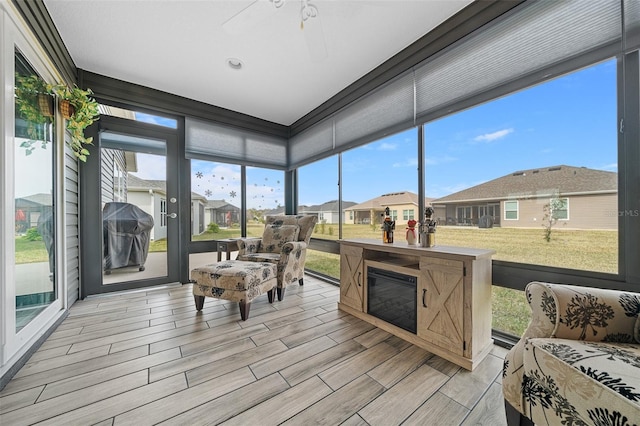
[341,129,419,241]
[99,104,177,129]
[13,50,57,331]
[504,201,518,220]
[298,156,338,240]
[246,166,284,237]
[551,198,569,220]
[403,209,415,220]
[190,160,241,241]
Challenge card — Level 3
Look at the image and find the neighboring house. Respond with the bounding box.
[432,165,617,229]
[15,193,52,233]
[191,192,207,234]
[344,192,434,227]
[205,200,240,228]
[264,200,357,224]
[126,174,168,240]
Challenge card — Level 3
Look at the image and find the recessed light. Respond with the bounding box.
[227,58,243,70]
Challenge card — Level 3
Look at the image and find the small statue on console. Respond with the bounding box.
[406,219,417,246]
[419,206,437,247]
[381,206,395,243]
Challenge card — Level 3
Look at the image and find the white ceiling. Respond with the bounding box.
[43,0,472,126]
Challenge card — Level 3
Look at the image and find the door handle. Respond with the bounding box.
[168,213,177,219]
[422,289,427,308]
[357,271,361,286]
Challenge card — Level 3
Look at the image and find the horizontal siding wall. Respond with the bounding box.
[501,194,617,230]
[64,141,80,306]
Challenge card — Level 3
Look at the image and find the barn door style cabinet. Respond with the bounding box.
[338,239,495,371]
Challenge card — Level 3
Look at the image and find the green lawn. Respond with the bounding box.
[15,223,617,338]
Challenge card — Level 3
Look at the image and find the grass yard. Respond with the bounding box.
[15,222,617,338]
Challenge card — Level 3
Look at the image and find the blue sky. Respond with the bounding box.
[132,58,617,209]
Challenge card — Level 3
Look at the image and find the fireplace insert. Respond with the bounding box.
[367,266,417,333]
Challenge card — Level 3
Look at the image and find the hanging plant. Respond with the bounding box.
[15,74,52,154]
[14,74,100,162]
[48,83,100,162]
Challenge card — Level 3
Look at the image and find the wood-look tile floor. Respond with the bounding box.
[0,276,509,425]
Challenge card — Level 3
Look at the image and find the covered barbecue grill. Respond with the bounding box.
[103,202,154,275]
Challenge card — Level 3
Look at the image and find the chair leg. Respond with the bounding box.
[504,399,533,426]
[239,300,251,321]
[299,278,304,286]
[194,295,205,311]
[267,288,275,303]
[277,287,285,301]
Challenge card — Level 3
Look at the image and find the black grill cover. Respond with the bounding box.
[103,202,154,271]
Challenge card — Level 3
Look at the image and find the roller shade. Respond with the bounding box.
[414,0,621,123]
[333,71,415,151]
[289,117,334,167]
[185,117,287,169]
[289,0,629,169]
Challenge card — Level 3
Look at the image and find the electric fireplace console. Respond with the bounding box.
[338,239,495,371]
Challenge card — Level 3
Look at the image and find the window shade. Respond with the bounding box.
[289,117,333,167]
[624,0,640,52]
[185,117,287,169]
[288,1,628,169]
[414,0,621,123]
[333,71,415,151]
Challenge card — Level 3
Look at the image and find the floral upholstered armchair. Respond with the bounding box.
[502,282,640,426]
[236,215,317,301]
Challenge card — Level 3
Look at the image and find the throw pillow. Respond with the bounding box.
[262,224,300,253]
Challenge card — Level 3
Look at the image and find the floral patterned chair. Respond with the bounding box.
[236,215,317,301]
[502,282,640,426]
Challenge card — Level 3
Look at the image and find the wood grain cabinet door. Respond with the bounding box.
[417,257,465,356]
[339,245,364,311]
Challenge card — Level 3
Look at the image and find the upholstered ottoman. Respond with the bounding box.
[191,260,277,320]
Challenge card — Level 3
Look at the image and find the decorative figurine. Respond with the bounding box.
[406,219,417,245]
[381,207,395,243]
[419,206,436,247]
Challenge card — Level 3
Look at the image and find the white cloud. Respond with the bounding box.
[601,163,618,171]
[378,142,397,151]
[473,128,514,143]
[393,158,418,168]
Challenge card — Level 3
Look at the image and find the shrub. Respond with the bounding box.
[25,227,42,241]
[207,222,220,233]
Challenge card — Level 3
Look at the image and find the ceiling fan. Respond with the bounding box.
[222,0,328,62]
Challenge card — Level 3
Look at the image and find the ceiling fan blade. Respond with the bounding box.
[223,0,283,36]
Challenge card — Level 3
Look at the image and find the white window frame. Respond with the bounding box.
[504,200,519,220]
[552,197,569,220]
[1,4,67,377]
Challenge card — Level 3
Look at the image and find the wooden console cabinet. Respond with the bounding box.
[338,239,495,371]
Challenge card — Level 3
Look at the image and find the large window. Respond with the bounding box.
[341,129,419,241]
[298,156,338,240]
[424,59,617,337]
[13,51,57,331]
[190,160,241,241]
[425,59,617,275]
[246,166,284,237]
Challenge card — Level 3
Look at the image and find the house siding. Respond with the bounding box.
[64,144,80,304]
[501,193,617,230]
[100,148,126,205]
